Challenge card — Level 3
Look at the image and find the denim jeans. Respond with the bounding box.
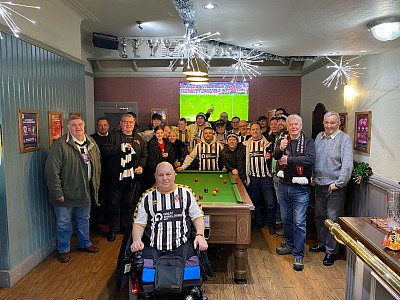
[315,185,346,254]
[53,205,91,253]
[278,183,309,258]
[248,175,277,227]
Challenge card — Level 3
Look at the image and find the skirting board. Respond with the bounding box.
[0,240,56,287]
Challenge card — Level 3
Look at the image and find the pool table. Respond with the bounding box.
[175,170,254,284]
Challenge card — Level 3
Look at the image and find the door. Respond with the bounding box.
[94,102,139,131]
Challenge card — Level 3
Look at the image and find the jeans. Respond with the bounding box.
[315,185,346,254]
[279,183,309,258]
[248,175,277,227]
[53,205,91,253]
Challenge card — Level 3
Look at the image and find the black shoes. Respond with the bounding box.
[107,231,116,242]
[78,245,99,253]
[309,244,326,252]
[323,254,335,266]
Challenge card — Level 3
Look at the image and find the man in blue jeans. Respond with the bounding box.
[273,114,315,271]
[45,115,101,263]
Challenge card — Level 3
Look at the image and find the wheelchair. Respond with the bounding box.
[128,250,208,300]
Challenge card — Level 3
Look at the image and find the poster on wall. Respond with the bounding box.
[338,112,348,133]
[151,108,167,125]
[354,111,371,154]
[18,110,40,153]
[48,112,63,147]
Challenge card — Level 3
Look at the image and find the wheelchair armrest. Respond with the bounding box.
[132,250,144,271]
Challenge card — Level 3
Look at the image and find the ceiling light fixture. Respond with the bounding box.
[323,55,365,90]
[0,1,40,39]
[182,55,208,76]
[186,74,209,82]
[203,3,217,10]
[367,17,400,41]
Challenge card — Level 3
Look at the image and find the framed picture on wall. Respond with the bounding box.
[48,112,64,147]
[338,112,348,133]
[151,108,167,125]
[354,111,372,153]
[18,110,40,153]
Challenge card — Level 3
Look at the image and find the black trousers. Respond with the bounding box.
[106,179,138,233]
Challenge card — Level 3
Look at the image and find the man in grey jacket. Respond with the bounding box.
[310,111,353,266]
[45,115,101,263]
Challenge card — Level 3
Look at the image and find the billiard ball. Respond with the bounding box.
[219,175,223,178]
[204,188,208,193]
[223,179,227,183]
[214,188,219,192]
[212,191,217,196]
[199,194,203,199]
[194,178,198,182]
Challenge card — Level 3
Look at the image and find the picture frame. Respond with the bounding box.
[18,110,40,153]
[354,111,372,154]
[151,108,167,125]
[267,108,276,121]
[338,112,348,133]
[48,112,64,147]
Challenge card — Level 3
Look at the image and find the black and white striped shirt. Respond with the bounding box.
[182,140,223,171]
[134,185,203,251]
[247,138,269,177]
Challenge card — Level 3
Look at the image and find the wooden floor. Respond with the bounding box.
[0,226,346,300]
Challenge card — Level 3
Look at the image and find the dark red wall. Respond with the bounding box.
[94,76,301,126]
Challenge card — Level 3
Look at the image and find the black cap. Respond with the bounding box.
[215,119,226,127]
[226,133,239,141]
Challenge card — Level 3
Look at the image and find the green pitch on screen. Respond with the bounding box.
[179,82,249,122]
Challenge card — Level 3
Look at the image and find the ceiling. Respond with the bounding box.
[63,0,400,58]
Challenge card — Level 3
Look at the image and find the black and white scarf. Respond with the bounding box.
[119,143,136,180]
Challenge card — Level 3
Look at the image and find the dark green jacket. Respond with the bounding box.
[45,133,101,207]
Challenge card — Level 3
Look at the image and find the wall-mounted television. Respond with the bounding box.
[179,81,249,122]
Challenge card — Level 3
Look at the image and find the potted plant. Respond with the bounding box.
[352,161,373,185]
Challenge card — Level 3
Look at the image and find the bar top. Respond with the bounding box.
[338,217,400,275]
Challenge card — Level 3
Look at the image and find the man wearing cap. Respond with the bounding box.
[215,119,228,144]
[177,126,223,171]
[220,133,246,184]
[187,112,211,152]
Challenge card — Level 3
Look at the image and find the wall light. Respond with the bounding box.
[367,17,400,41]
[344,84,358,107]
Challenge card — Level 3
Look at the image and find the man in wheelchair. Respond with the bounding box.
[129,162,208,299]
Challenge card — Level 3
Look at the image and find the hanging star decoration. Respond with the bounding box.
[167,26,220,71]
[323,55,365,89]
[221,48,264,83]
[0,2,40,39]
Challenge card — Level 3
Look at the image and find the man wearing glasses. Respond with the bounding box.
[102,114,147,242]
[229,117,241,135]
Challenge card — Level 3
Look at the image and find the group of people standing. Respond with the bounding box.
[45,108,353,274]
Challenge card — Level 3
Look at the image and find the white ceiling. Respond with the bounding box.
[63,0,400,58]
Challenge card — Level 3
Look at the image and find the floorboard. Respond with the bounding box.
[0,225,346,300]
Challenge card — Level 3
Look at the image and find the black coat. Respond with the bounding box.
[220,143,247,184]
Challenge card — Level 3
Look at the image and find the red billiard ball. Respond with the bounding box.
[214,188,219,192]
[223,179,227,183]
[212,191,217,196]
[194,178,198,182]
[199,194,203,199]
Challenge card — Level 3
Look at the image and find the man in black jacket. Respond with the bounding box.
[220,133,247,185]
[102,113,147,242]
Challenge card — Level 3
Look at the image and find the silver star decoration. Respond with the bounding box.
[0,2,40,39]
[167,27,220,71]
[323,55,365,89]
[221,48,264,83]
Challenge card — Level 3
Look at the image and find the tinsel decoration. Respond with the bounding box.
[0,1,40,39]
[170,0,197,37]
[323,55,365,90]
